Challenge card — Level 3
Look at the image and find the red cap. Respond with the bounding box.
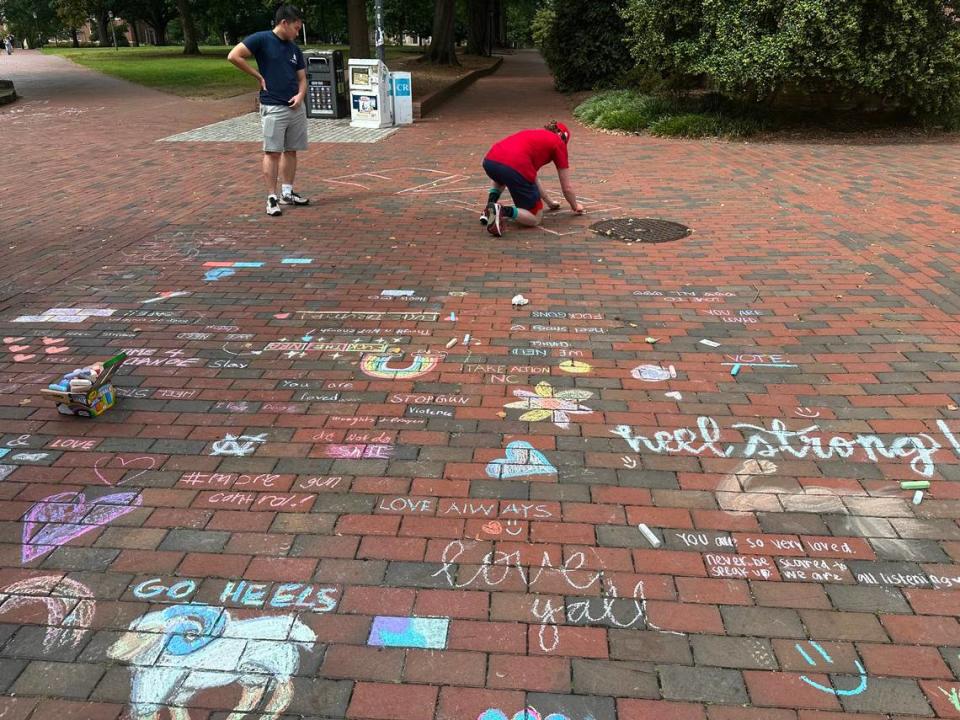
[555,122,571,144]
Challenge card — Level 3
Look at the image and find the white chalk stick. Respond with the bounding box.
[445,338,458,349]
[637,523,661,548]
[913,490,924,505]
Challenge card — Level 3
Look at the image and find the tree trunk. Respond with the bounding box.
[96,10,111,46]
[348,0,370,58]
[426,0,458,65]
[175,0,200,54]
[493,0,506,47]
[130,20,140,46]
[70,27,80,48]
[466,0,489,55]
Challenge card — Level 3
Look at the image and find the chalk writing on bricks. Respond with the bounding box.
[504,382,593,429]
[132,577,339,612]
[109,604,315,720]
[795,641,867,696]
[367,616,449,649]
[0,576,94,652]
[22,490,142,563]
[360,353,440,380]
[210,433,268,457]
[612,417,960,478]
[486,441,557,479]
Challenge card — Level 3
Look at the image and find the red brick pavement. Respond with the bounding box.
[0,48,959,719]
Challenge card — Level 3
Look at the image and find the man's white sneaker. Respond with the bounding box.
[486,202,504,237]
[266,195,282,216]
[480,202,494,226]
[280,191,310,206]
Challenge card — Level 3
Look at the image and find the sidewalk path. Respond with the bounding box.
[0,48,958,720]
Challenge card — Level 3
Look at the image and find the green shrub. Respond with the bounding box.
[649,112,761,138]
[621,0,960,117]
[533,0,633,92]
[573,90,679,132]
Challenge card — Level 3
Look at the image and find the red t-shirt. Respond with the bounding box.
[485,129,569,182]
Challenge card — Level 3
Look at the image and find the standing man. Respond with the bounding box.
[480,121,584,237]
[228,5,310,217]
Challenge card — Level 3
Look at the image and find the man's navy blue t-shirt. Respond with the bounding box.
[242,30,305,106]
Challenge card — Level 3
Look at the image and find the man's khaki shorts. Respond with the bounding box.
[260,103,308,153]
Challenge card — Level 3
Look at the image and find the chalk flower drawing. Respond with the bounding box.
[109,603,316,720]
[504,382,592,429]
[0,576,94,652]
[210,433,268,457]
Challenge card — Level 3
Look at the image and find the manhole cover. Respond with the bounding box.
[590,217,690,244]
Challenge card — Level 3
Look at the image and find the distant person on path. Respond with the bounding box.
[480,121,584,237]
[4,36,13,55]
[228,4,309,217]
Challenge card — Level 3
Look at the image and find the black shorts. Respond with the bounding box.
[482,159,543,213]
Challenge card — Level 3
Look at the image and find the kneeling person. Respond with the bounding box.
[480,121,584,237]
[228,4,310,217]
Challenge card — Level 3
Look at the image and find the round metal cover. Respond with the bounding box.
[590,217,690,244]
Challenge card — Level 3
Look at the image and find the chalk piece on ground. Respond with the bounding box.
[913,490,924,505]
[445,338,458,349]
[700,339,721,348]
[511,294,529,307]
[645,337,659,344]
[900,480,930,490]
[638,523,661,548]
[731,364,741,377]
[463,334,471,344]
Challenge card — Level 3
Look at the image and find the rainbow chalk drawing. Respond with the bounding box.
[22,490,143,564]
[109,603,316,720]
[486,441,557,479]
[795,641,867,696]
[360,353,439,380]
[0,576,94,652]
[367,616,449,649]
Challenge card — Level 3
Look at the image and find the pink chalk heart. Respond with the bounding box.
[22,490,142,563]
[274,313,291,320]
[8,345,30,353]
[13,354,35,362]
[3,337,25,345]
[42,338,65,346]
[94,455,157,486]
[44,346,70,355]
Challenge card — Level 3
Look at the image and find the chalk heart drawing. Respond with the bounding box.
[22,490,142,564]
[0,576,94,652]
[504,382,593,429]
[367,616,449,649]
[486,441,557,479]
[108,603,315,720]
[3,335,70,362]
[93,455,158,486]
[360,353,440,380]
[478,708,570,720]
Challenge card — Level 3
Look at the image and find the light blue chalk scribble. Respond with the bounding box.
[232,262,264,268]
[368,616,449,649]
[281,258,313,264]
[204,268,235,282]
[795,642,867,697]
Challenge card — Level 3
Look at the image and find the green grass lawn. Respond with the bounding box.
[43,45,422,100]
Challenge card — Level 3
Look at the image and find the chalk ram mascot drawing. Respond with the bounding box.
[108,603,316,720]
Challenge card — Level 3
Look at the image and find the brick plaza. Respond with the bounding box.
[0,49,959,720]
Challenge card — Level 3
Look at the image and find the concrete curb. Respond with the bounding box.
[413,56,503,120]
